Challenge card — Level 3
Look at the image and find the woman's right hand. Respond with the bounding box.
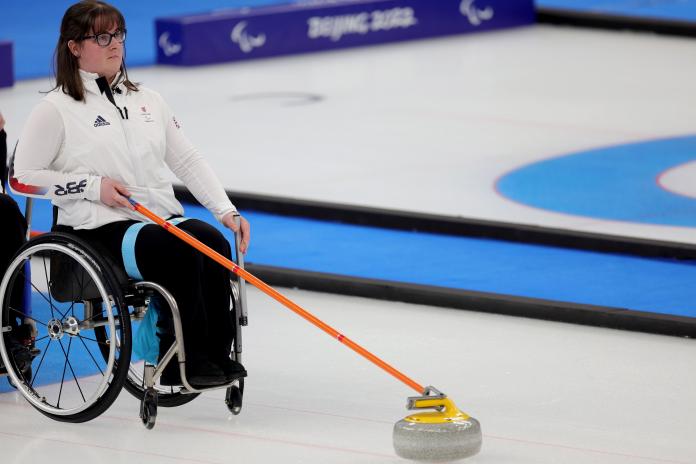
[100,177,135,210]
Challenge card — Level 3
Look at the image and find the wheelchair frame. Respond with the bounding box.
[0,190,250,429]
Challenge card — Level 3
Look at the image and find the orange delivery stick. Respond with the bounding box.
[128,198,425,395]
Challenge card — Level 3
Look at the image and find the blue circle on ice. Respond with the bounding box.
[496,135,696,227]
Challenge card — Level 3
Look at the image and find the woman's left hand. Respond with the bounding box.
[222,212,251,254]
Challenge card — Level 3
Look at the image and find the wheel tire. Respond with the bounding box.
[0,232,132,423]
[140,388,158,429]
[225,378,244,415]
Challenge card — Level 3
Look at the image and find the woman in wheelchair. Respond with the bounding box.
[11,1,251,389]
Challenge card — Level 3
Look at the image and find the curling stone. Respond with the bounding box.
[393,387,481,461]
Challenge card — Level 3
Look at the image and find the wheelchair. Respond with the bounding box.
[0,174,250,429]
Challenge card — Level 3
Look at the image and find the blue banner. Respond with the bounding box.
[0,41,13,88]
[156,0,535,66]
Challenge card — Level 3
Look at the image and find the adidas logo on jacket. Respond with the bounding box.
[93,115,110,127]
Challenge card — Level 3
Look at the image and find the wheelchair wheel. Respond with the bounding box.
[140,388,158,429]
[0,233,131,423]
[225,378,244,415]
[95,286,199,408]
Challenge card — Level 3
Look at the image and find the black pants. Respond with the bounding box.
[0,194,26,272]
[57,218,234,363]
[0,193,27,327]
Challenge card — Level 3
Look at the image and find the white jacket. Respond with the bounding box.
[13,69,236,229]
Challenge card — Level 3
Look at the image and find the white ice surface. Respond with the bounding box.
[1,288,695,463]
[659,161,696,199]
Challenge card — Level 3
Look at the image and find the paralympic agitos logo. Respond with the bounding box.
[230,21,267,53]
[460,0,494,26]
[158,32,182,57]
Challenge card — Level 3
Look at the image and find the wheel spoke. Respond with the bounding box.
[42,255,56,319]
[64,339,86,403]
[76,333,111,347]
[8,306,48,328]
[31,339,52,388]
[56,338,86,405]
[80,306,110,325]
[57,339,71,408]
[21,271,67,321]
[68,257,87,318]
[77,335,104,376]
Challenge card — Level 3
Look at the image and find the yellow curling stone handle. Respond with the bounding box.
[404,397,471,424]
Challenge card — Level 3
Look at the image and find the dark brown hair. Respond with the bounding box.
[53,1,138,101]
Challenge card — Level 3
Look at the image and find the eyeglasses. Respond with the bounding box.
[81,29,126,47]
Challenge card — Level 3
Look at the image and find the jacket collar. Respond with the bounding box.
[79,68,126,96]
[79,69,101,96]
